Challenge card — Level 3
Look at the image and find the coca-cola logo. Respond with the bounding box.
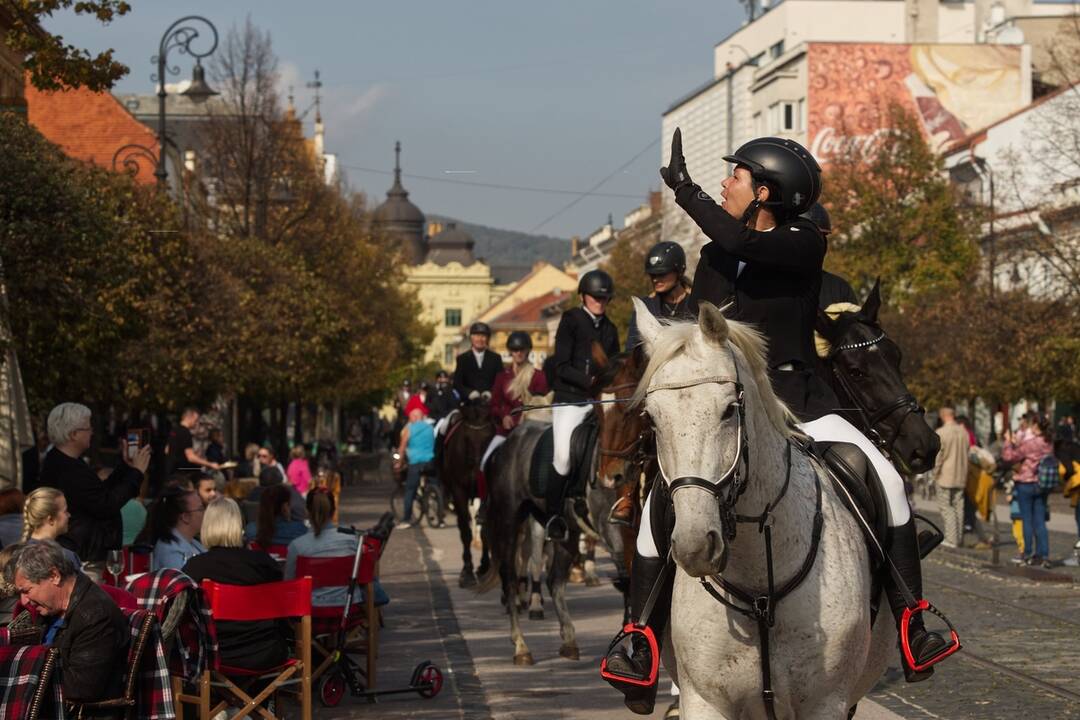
[810,126,900,162]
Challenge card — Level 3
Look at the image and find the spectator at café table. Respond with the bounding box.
[165,408,221,478]
[195,475,220,508]
[237,443,262,480]
[205,428,227,467]
[244,484,307,550]
[255,446,306,521]
[0,488,25,547]
[139,486,206,570]
[7,540,129,710]
[182,498,288,672]
[22,487,82,570]
[285,489,384,607]
[38,403,149,576]
[287,445,312,497]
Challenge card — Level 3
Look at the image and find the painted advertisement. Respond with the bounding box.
[807,43,1026,162]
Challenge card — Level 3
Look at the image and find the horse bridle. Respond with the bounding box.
[643,350,824,720]
[596,382,650,463]
[829,329,925,457]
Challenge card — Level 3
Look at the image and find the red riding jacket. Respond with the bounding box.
[490,365,549,437]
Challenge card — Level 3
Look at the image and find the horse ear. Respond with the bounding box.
[591,340,609,370]
[861,278,882,323]
[698,302,729,346]
[815,307,841,342]
[631,297,662,349]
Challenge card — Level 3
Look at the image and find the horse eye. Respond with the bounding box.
[721,403,737,420]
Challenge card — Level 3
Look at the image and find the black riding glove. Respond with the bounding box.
[659,128,694,193]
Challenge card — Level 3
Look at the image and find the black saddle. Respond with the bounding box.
[817,441,890,567]
[528,412,598,501]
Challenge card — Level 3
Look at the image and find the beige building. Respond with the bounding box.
[373,144,499,369]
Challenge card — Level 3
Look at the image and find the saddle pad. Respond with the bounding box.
[569,413,599,496]
[529,426,556,498]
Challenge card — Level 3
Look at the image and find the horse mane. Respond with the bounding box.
[631,318,796,437]
[592,349,632,393]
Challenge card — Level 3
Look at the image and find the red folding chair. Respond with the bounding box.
[249,542,289,559]
[296,537,381,687]
[173,578,312,720]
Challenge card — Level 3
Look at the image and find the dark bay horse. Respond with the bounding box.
[816,279,940,474]
[440,402,495,588]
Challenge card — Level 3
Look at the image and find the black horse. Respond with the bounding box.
[439,402,495,588]
[816,279,940,474]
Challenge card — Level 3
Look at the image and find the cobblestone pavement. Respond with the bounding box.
[323,464,1078,719]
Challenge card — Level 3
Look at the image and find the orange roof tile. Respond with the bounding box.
[488,289,569,326]
[26,80,160,184]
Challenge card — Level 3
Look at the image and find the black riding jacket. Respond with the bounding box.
[552,307,620,403]
[427,385,457,419]
[625,282,695,351]
[452,349,503,399]
[819,270,859,310]
[677,184,838,421]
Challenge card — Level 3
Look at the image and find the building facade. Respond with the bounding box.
[662,0,1073,274]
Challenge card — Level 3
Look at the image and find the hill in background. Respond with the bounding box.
[429,214,571,283]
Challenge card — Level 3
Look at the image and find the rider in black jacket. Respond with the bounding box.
[603,133,950,715]
[625,241,694,351]
[452,322,503,402]
[546,270,620,540]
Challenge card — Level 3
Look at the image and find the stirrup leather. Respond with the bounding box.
[600,624,659,687]
[900,600,961,672]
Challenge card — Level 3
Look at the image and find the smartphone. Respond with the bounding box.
[126,429,148,459]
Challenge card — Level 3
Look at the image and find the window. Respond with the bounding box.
[768,101,798,133]
[769,40,785,59]
[444,344,456,366]
[445,308,462,327]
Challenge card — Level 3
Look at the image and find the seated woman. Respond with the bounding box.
[139,486,206,570]
[285,490,388,607]
[183,498,288,672]
[22,487,82,570]
[244,484,308,550]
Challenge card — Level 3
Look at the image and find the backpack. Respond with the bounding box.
[1036,454,1062,492]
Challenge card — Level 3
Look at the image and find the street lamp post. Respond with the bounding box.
[150,15,220,186]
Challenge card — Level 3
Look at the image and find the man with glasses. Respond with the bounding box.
[39,403,150,580]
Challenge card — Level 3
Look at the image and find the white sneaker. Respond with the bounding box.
[398,521,413,529]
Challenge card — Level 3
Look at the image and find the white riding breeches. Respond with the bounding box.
[552,404,592,476]
[798,413,910,527]
[634,412,911,560]
[434,414,453,437]
[481,434,506,472]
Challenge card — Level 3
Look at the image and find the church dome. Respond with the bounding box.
[373,141,426,264]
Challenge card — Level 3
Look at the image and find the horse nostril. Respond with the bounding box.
[613,474,623,485]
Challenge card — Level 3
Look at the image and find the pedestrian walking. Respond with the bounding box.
[933,407,969,548]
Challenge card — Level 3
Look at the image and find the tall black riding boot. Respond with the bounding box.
[885,519,949,682]
[603,552,671,715]
[545,471,570,541]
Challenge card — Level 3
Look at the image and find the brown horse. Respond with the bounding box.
[593,345,654,580]
[440,401,496,588]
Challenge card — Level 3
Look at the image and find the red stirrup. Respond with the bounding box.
[900,600,962,672]
[599,624,660,687]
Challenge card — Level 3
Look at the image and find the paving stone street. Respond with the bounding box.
[321,464,1080,719]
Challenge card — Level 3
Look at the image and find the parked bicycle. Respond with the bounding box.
[389,451,445,527]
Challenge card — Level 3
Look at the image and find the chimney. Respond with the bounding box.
[570,235,580,257]
[648,190,662,213]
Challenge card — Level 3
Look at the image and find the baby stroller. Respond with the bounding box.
[316,512,443,706]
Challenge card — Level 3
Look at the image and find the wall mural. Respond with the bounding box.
[807,43,1025,162]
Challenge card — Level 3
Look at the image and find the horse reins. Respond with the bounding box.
[829,329,925,458]
[646,350,824,720]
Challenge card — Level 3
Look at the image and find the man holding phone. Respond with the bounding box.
[165,408,221,478]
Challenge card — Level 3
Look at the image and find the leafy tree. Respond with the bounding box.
[601,229,655,345]
[824,104,981,305]
[5,0,130,91]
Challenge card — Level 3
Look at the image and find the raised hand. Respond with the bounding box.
[659,127,693,191]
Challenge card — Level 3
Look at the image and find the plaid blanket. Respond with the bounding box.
[0,644,64,719]
[123,608,174,720]
[126,568,217,681]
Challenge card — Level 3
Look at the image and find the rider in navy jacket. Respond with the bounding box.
[452,322,503,402]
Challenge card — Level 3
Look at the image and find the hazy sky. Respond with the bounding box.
[46,1,744,238]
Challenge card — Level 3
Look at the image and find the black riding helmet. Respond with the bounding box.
[724,137,822,221]
[644,241,686,276]
[506,331,533,352]
[800,202,832,235]
[578,269,614,299]
[468,321,491,336]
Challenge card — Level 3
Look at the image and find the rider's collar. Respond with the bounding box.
[582,306,602,328]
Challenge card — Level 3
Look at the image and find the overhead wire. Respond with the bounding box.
[337,163,644,199]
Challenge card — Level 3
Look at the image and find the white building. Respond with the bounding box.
[663,0,1074,274]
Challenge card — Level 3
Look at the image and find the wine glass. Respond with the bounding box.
[106,549,124,585]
